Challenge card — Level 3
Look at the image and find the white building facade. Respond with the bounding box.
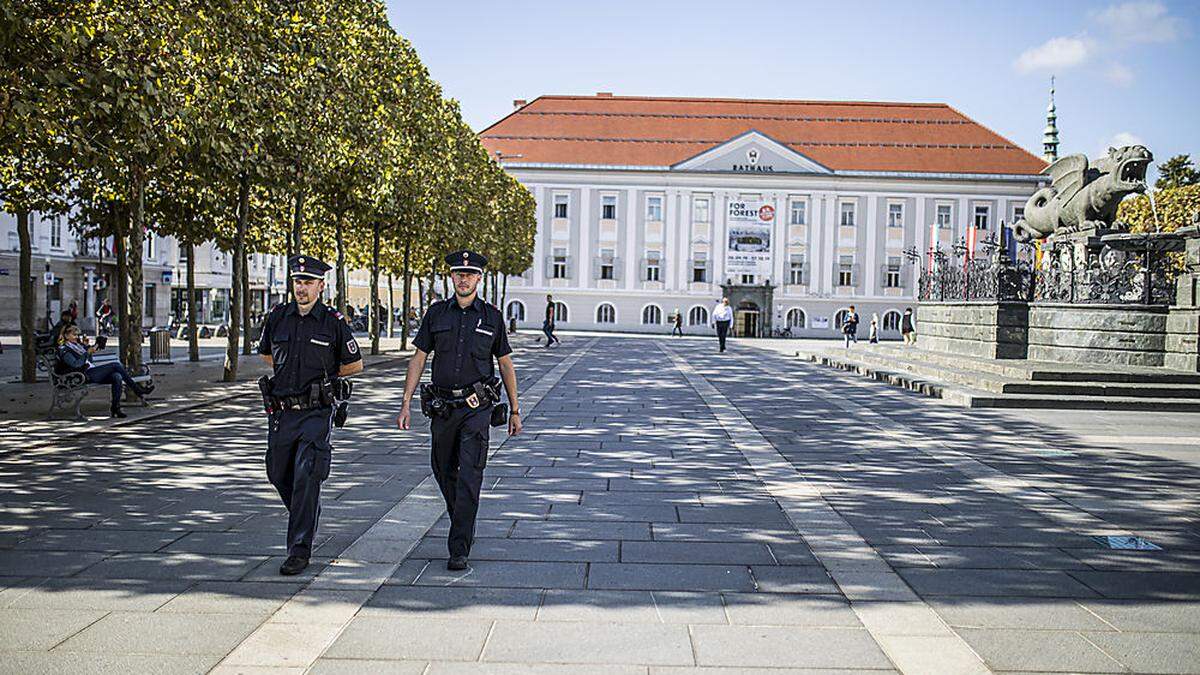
[483,95,1047,338]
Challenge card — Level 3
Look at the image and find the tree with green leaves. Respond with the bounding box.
[1156,154,1200,191]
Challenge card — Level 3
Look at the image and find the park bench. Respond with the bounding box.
[36,334,152,420]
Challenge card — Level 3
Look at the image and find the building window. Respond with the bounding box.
[646,195,663,221]
[552,247,568,279]
[885,256,902,288]
[936,204,952,229]
[786,308,806,329]
[506,300,525,321]
[790,200,807,225]
[789,255,806,285]
[642,304,662,325]
[553,302,568,323]
[974,205,990,230]
[144,235,156,261]
[838,255,855,287]
[692,252,708,283]
[49,215,63,249]
[645,251,661,282]
[599,247,615,280]
[840,202,856,227]
[601,195,617,220]
[741,274,755,284]
[693,198,710,223]
[553,194,568,219]
[1013,206,1025,223]
[688,306,708,326]
[887,203,904,228]
[144,283,156,318]
[883,310,902,331]
[596,303,615,324]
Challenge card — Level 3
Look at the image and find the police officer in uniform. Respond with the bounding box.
[258,255,364,575]
[397,250,521,571]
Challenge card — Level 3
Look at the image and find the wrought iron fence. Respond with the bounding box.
[907,233,1179,306]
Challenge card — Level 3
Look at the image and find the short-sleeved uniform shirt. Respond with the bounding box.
[413,297,511,389]
[258,301,362,396]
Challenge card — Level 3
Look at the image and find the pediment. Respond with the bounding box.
[673,130,832,174]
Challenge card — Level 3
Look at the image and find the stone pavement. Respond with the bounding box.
[0,334,1198,674]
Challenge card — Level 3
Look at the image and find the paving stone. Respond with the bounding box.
[160,530,297,555]
[309,660,428,675]
[1083,631,1200,674]
[676,505,789,525]
[510,520,652,541]
[1080,599,1200,633]
[927,597,1115,631]
[649,523,799,544]
[155,580,302,615]
[620,541,776,565]
[411,559,587,589]
[1069,571,1200,599]
[588,562,756,592]
[546,503,679,522]
[749,565,839,594]
[56,611,263,655]
[722,592,858,627]
[362,585,541,620]
[898,568,1101,598]
[323,616,491,661]
[0,607,107,650]
[13,528,183,553]
[271,588,374,624]
[872,634,990,674]
[75,552,267,580]
[689,625,892,669]
[482,620,694,665]
[240,556,333,583]
[956,627,1126,672]
[0,549,110,577]
[430,664,645,675]
[410,536,618,562]
[5,577,191,611]
[0,653,220,675]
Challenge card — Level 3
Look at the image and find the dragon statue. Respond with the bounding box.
[1013,145,1153,242]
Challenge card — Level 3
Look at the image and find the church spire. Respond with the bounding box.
[1042,76,1059,163]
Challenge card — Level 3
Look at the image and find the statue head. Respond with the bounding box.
[1101,145,1153,194]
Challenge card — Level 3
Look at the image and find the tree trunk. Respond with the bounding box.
[417,276,425,316]
[441,274,448,299]
[185,240,199,362]
[16,211,36,383]
[369,222,381,355]
[334,209,346,314]
[224,174,249,382]
[288,188,303,302]
[401,240,411,351]
[386,273,394,339]
[501,273,508,322]
[126,171,145,374]
[114,222,129,367]
[241,244,251,355]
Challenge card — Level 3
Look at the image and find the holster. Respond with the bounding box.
[258,375,276,415]
[490,402,509,427]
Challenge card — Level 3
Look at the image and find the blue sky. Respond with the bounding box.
[387,0,1199,170]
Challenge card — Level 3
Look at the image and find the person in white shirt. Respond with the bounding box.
[711,297,733,352]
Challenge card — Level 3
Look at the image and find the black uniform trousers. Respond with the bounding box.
[715,320,731,351]
[266,407,333,558]
[430,403,492,558]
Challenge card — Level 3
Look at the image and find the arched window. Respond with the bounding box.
[506,300,526,321]
[553,302,568,323]
[596,303,615,324]
[688,305,708,326]
[883,310,902,332]
[786,308,806,329]
[642,304,662,325]
[834,309,851,329]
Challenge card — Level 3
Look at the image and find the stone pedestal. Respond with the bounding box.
[915,302,1028,359]
[1166,225,1200,371]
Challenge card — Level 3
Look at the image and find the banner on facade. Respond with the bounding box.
[726,200,774,277]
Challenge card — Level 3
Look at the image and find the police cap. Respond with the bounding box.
[446,250,487,274]
[288,254,331,280]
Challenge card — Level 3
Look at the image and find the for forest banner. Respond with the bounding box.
[726,200,774,278]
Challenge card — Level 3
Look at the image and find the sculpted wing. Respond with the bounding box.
[1045,154,1088,204]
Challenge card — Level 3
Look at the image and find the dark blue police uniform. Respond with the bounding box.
[414,250,512,562]
[257,255,361,570]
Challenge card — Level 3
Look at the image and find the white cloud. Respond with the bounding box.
[1105,63,1135,86]
[1093,1,1187,44]
[1100,131,1146,155]
[1014,36,1093,73]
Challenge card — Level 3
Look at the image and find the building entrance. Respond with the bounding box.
[735,302,760,337]
[720,281,775,338]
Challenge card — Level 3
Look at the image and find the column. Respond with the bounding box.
[914,197,927,300]
[532,186,545,288]
[823,193,837,293]
[624,188,638,290]
[957,196,970,247]
[712,191,727,287]
[771,192,786,288]
[578,188,591,289]
[663,188,677,291]
[678,192,692,290]
[863,195,879,296]
[809,193,824,294]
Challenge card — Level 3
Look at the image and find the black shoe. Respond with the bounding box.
[136,383,155,397]
[279,555,309,576]
[111,408,127,419]
[447,556,469,571]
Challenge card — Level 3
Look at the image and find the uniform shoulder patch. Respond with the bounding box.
[328,306,344,320]
[346,338,359,354]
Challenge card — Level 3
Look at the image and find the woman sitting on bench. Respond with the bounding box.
[57,325,154,418]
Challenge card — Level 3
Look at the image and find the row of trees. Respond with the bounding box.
[2,0,536,383]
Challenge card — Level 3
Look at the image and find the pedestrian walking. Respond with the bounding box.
[712,297,733,352]
[397,250,522,571]
[842,305,860,348]
[901,307,916,345]
[542,294,560,347]
[869,313,879,344]
[257,255,364,576]
[671,310,683,337]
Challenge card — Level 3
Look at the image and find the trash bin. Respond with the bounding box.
[149,328,173,364]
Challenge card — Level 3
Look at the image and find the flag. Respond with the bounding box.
[928,222,937,269]
[965,224,978,261]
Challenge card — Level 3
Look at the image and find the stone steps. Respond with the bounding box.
[797,346,1200,412]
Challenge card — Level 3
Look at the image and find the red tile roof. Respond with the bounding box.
[480,95,1047,176]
